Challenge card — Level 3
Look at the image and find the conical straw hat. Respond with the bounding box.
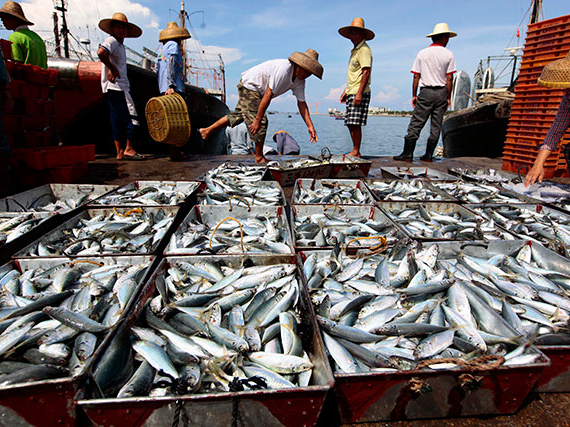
[159,22,191,42]
[289,49,324,79]
[0,1,33,26]
[426,22,457,38]
[99,12,142,38]
[538,53,570,89]
[338,17,375,41]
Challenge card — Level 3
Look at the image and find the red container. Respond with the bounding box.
[0,39,12,60]
[23,64,49,85]
[22,115,50,132]
[47,69,58,86]
[24,98,42,115]
[42,99,54,116]
[72,161,88,180]
[8,80,22,98]
[49,164,74,183]
[23,129,52,148]
[20,82,40,99]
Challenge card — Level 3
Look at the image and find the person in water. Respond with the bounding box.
[199,49,323,163]
[394,23,457,162]
[98,12,145,160]
[338,17,374,158]
[525,52,570,187]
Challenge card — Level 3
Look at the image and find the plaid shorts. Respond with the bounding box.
[344,92,371,126]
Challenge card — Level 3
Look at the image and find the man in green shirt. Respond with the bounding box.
[0,1,47,69]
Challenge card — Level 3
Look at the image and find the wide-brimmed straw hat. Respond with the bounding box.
[338,17,375,41]
[289,49,324,80]
[0,1,33,26]
[159,22,191,43]
[99,12,142,38]
[426,23,457,38]
[538,52,570,89]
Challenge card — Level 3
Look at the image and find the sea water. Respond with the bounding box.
[265,113,437,157]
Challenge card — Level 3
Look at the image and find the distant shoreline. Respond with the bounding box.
[268,111,413,118]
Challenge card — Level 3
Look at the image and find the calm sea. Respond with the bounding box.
[265,113,437,157]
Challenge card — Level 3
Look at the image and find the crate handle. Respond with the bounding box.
[70,260,104,267]
[209,216,245,254]
[113,207,142,217]
[324,204,344,212]
[228,196,251,212]
[344,236,387,253]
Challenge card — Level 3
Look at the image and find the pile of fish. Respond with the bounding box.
[268,159,325,171]
[94,183,199,206]
[200,180,284,207]
[167,213,292,255]
[23,209,176,257]
[294,207,401,248]
[433,182,527,204]
[303,243,553,375]
[293,181,374,205]
[0,212,50,247]
[502,182,570,204]
[382,167,452,181]
[0,260,148,386]
[448,168,515,183]
[383,204,513,241]
[473,205,570,257]
[201,163,267,183]
[367,180,452,201]
[92,261,315,398]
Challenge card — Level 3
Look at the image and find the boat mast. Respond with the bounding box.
[530,0,543,24]
[53,0,70,58]
[52,11,61,57]
[179,2,188,81]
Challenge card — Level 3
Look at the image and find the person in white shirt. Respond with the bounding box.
[97,12,145,160]
[394,23,457,162]
[199,49,323,163]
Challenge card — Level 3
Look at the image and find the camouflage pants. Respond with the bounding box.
[226,81,268,145]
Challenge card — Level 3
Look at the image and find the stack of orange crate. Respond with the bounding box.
[1,39,94,188]
[503,14,570,178]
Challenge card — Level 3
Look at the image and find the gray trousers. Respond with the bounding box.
[405,87,448,141]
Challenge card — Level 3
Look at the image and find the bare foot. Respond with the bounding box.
[347,151,361,158]
[116,149,124,160]
[255,156,269,164]
[199,127,211,141]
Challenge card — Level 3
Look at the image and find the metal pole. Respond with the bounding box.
[219,53,226,103]
[179,2,187,83]
[510,55,518,87]
[52,11,61,57]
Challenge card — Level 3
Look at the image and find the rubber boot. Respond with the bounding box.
[564,144,570,174]
[393,138,416,162]
[420,139,439,162]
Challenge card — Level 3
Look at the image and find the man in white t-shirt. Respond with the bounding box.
[199,49,323,163]
[394,23,457,162]
[97,12,145,160]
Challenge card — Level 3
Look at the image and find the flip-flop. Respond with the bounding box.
[123,153,146,161]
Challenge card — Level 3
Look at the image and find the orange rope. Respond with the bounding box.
[344,236,387,253]
[113,207,143,217]
[70,260,104,266]
[228,196,251,212]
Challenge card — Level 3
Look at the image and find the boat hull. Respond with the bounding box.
[442,100,511,158]
[50,59,229,155]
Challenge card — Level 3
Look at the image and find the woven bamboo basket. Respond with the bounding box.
[145,93,191,147]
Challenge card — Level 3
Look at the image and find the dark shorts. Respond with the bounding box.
[107,90,134,143]
[344,92,371,126]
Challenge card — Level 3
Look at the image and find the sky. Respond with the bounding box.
[1,0,569,112]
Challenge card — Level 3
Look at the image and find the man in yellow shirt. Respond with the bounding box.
[339,17,373,158]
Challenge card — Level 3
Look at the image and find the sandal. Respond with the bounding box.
[123,153,146,160]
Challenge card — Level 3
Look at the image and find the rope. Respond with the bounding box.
[344,236,387,253]
[172,399,184,427]
[229,376,267,427]
[324,204,344,212]
[209,217,244,254]
[408,377,432,395]
[416,354,505,371]
[228,196,251,212]
[459,373,483,392]
[70,260,104,266]
[113,207,143,217]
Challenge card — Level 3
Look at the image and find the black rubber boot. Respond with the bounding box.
[393,138,417,162]
[564,144,570,173]
[420,139,439,162]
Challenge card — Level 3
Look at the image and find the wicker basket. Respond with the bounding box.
[145,93,191,146]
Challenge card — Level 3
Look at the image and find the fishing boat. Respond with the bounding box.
[49,1,229,156]
[441,1,542,158]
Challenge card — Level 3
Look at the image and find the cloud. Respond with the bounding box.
[324,85,345,100]
[373,85,401,103]
[185,39,244,65]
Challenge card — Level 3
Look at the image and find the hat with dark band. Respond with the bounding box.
[0,1,33,26]
[99,12,142,38]
[339,17,375,41]
[159,22,191,42]
[289,49,324,80]
[538,52,570,89]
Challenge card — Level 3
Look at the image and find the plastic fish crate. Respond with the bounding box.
[0,256,155,426]
[77,255,334,427]
[292,178,374,205]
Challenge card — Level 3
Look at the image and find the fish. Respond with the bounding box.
[367,179,451,201]
[94,182,199,206]
[293,180,374,205]
[0,213,49,248]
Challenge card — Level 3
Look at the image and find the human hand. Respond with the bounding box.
[525,164,544,187]
[447,98,451,108]
[165,88,175,96]
[108,68,120,82]
[308,126,318,143]
[249,118,261,136]
[412,96,418,108]
[340,92,347,103]
[354,93,362,106]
